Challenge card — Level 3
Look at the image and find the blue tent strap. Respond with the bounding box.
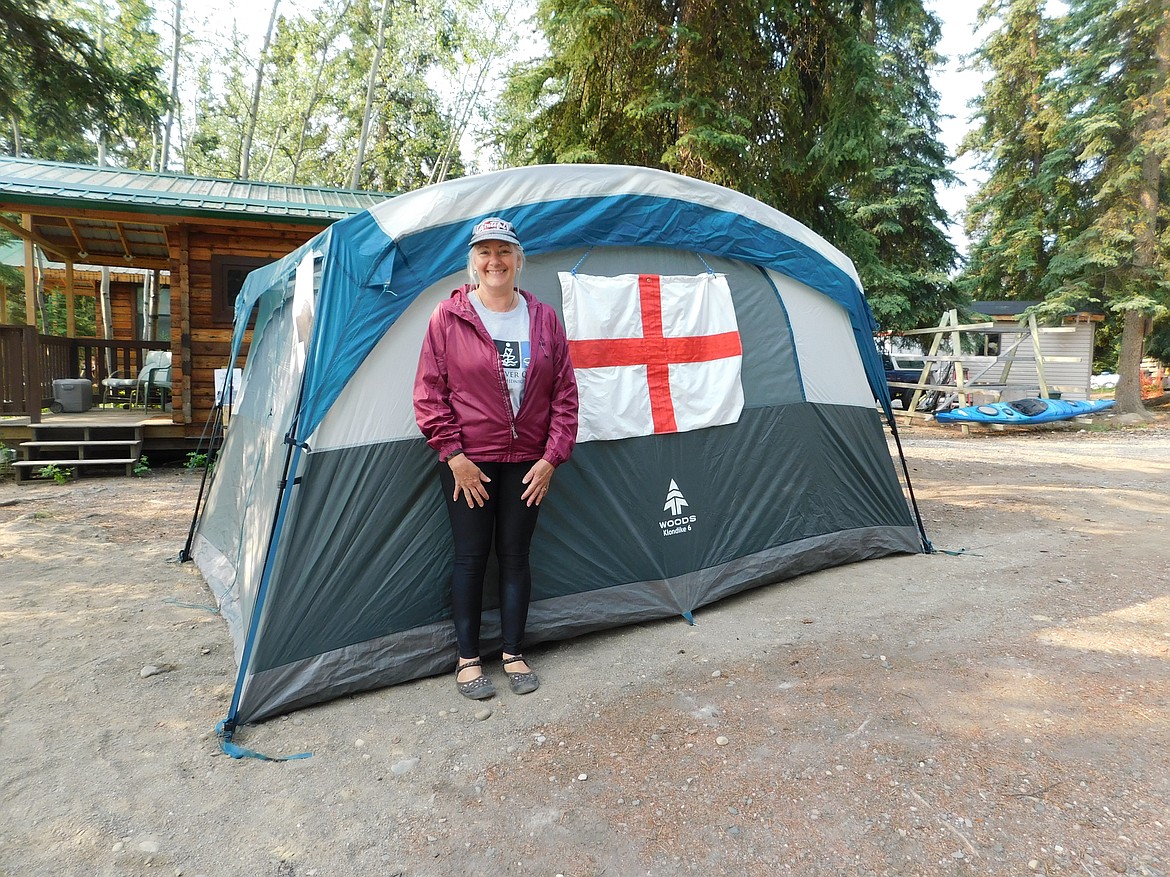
[696,252,716,275]
[569,246,594,275]
[216,721,311,762]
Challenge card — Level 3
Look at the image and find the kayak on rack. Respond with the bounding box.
[934,398,1115,425]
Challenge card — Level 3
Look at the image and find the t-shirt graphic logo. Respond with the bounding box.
[497,340,521,368]
[495,340,530,404]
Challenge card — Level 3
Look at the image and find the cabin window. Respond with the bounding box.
[211,255,272,327]
[982,333,1001,357]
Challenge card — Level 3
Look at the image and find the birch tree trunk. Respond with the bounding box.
[290,17,341,183]
[160,0,182,171]
[291,55,328,183]
[96,24,114,354]
[240,0,281,180]
[351,0,389,189]
[430,0,517,185]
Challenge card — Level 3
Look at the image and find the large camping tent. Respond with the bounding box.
[189,164,927,733]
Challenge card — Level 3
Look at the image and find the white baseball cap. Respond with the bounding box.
[469,217,521,247]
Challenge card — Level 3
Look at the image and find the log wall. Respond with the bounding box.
[168,221,324,437]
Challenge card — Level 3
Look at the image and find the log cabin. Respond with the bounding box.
[0,157,390,456]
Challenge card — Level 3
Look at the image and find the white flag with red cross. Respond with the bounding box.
[560,272,744,443]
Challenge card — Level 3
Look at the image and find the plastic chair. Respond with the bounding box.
[101,350,172,409]
[141,351,173,410]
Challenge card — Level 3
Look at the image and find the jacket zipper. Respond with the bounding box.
[498,356,517,441]
[461,292,519,444]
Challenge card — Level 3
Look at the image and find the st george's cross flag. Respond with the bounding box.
[560,272,744,443]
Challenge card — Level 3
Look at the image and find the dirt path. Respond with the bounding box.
[1,410,1168,877]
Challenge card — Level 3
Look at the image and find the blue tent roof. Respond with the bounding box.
[231,165,889,440]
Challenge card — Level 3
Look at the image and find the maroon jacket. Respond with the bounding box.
[414,285,578,467]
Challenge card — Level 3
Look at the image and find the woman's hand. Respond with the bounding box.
[521,459,555,507]
[448,454,491,508]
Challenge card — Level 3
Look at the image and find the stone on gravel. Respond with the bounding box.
[474,708,492,721]
[391,757,420,776]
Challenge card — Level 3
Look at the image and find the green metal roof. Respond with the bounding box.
[0,156,394,223]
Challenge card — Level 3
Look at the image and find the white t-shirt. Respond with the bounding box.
[471,291,530,415]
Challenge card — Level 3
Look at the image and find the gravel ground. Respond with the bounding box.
[1,402,1168,877]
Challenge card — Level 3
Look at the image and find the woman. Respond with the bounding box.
[413,217,578,699]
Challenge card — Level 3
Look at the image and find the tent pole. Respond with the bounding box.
[220,431,304,738]
[215,441,311,762]
[178,402,224,563]
[219,320,313,749]
[884,411,933,553]
[180,364,240,562]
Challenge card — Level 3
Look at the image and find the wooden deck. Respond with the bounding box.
[1,407,192,459]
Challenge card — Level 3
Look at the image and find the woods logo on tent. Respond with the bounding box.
[660,479,696,537]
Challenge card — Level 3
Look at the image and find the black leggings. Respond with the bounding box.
[439,460,542,658]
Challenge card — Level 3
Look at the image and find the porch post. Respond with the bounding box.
[22,323,41,424]
[65,262,77,337]
[179,225,192,423]
[22,215,35,328]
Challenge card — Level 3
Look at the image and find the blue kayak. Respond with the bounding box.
[934,398,1115,424]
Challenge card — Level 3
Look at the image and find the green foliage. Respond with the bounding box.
[133,454,151,476]
[184,451,209,470]
[1146,318,1170,364]
[0,229,23,320]
[36,289,99,337]
[960,0,1080,304]
[0,0,168,163]
[37,464,73,485]
[493,0,960,333]
[962,0,1169,412]
[1047,0,1170,304]
[181,0,464,190]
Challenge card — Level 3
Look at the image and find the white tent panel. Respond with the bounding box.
[774,269,874,408]
[310,277,458,451]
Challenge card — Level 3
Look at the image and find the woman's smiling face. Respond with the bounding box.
[472,240,519,295]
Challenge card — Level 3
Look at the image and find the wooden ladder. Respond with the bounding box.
[12,424,145,483]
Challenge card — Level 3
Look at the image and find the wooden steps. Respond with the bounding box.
[13,424,144,482]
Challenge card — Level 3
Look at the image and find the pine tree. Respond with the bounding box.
[845,0,960,331]
[495,0,960,331]
[0,0,166,162]
[960,0,1081,304]
[1047,0,1170,414]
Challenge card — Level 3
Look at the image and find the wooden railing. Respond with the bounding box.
[0,324,168,422]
